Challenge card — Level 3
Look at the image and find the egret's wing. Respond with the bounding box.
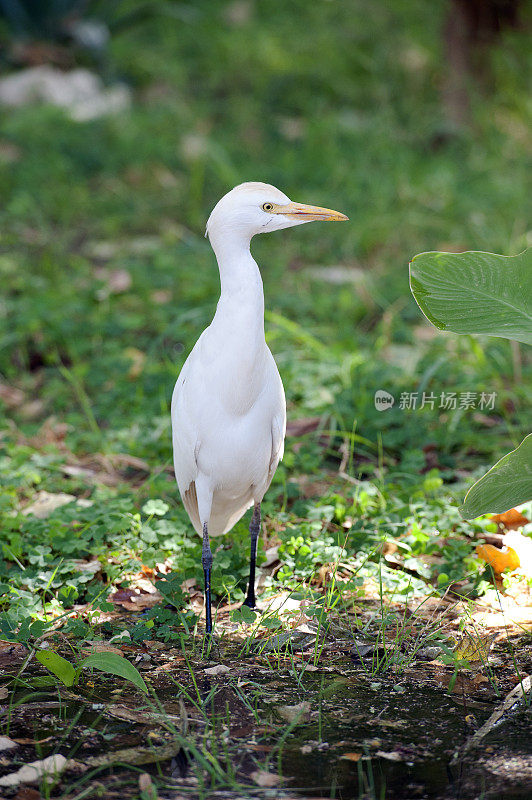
[172,330,219,533]
[171,350,200,494]
[266,352,286,486]
[172,370,202,533]
[182,480,201,535]
[268,408,286,485]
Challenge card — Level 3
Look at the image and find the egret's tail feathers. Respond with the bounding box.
[183,481,202,535]
[182,480,254,537]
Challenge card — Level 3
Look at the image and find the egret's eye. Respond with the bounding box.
[262,202,274,212]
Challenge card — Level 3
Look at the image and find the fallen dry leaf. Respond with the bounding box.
[375,750,403,762]
[104,704,175,726]
[138,772,157,797]
[277,700,311,723]
[12,737,54,746]
[24,417,71,450]
[473,412,499,428]
[95,267,132,299]
[105,452,152,472]
[471,605,532,629]
[22,491,76,519]
[0,736,18,751]
[0,754,68,787]
[286,416,321,437]
[82,740,181,769]
[250,770,281,787]
[180,577,198,594]
[80,643,124,657]
[123,347,146,379]
[490,508,529,530]
[109,588,163,611]
[0,140,21,164]
[0,643,27,669]
[475,543,520,574]
[204,664,231,676]
[151,289,172,304]
[453,632,498,664]
[20,399,44,419]
[72,559,101,575]
[0,381,25,407]
[14,788,42,800]
[140,564,157,578]
[340,752,362,762]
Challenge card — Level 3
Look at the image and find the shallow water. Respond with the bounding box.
[3,657,531,799]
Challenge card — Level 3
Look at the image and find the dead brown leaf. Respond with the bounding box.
[0,643,26,668]
[21,491,76,519]
[14,788,43,800]
[375,750,403,762]
[138,773,158,798]
[470,605,532,629]
[453,631,498,664]
[0,755,68,788]
[123,347,146,379]
[473,412,499,427]
[277,701,311,723]
[0,140,21,164]
[250,770,282,787]
[151,289,172,304]
[0,737,18,752]
[490,508,529,530]
[103,704,170,726]
[12,737,54,746]
[20,399,45,419]
[80,643,124,657]
[204,664,231,676]
[0,382,25,408]
[109,588,163,611]
[340,752,362,762]
[476,544,520,575]
[27,417,71,449]
[95,267,132,299]
[286,416,321,437]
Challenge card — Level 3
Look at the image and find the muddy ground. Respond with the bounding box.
[1,596,531,800]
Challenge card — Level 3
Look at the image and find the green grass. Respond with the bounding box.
[1,0,530,637]
[0,1,531,794]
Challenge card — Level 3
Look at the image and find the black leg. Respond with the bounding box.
[243,502,260,609]
[202,521,213,634]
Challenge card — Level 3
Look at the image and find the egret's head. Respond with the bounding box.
[206,181,348,244]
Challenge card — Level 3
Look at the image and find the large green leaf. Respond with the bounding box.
[460,435,532,519]
[409,249,532,345]
[80,652,148,694]
[36,650,77,687]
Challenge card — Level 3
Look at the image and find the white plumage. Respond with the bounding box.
[171,182,347,632]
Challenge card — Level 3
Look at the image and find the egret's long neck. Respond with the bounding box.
[209,228,264,322]
[206,226,269,410]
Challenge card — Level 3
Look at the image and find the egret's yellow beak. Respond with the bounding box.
[277,201,348,222]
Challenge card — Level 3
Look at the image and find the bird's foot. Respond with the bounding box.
[242,595,256,610]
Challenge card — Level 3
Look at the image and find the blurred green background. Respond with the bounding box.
[0,0,530,616]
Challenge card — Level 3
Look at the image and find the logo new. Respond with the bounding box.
[374,390,394,411]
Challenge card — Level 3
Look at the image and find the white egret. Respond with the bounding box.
[171,182,348,633]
